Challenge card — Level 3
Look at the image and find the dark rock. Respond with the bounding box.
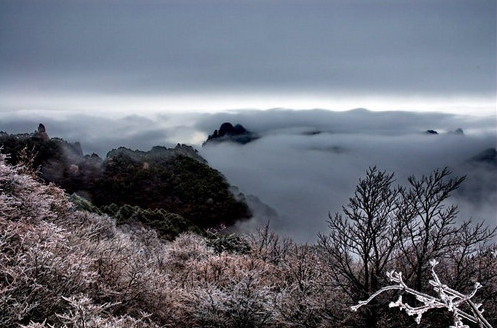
[425,130,439,135]
[204,122,258,145]
[37,123,50,141]
[219,122,235,136]
[303,130,322,136]
[233,124,248,135]
[217,122,249,137]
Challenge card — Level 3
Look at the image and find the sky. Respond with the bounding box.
[0,0,496,115]
[1,1,496,241]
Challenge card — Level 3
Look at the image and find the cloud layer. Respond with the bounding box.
[2,108,495,242]
[197,110,497,241]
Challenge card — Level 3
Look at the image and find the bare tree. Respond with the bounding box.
[397,168,495,293]
[318,167,402,327]
[319,167,496,327]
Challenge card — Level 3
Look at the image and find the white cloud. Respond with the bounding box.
[1,108,495,242]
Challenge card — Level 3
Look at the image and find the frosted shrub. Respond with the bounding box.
[79,230,179,324]
[181,239,280,326]
[275,244,332,327]
[56,294,119,327]
[0,164,68,223]
[165,232,214,273]
[1,155,174,326]
[351,260,493,328]
[248,223,292,264]
[2,150,495,327]
[192,271,276,327]
[56,210,117,241]
[0,217,97,325]
[20,294,160,328]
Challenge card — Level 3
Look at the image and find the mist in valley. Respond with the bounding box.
[198,109,497,241]
[1,108,495,242]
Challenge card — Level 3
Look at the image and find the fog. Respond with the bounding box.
[197,110,496,241]
[0,111,204,156]
[1,108,496,241]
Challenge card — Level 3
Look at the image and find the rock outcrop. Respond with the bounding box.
[37,123,50,142]
[204,122,258,145]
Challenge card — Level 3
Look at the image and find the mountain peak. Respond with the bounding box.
[204,122,258,145]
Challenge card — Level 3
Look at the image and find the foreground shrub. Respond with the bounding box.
[1,153,495,327]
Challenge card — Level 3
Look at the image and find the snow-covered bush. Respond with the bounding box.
[1,152,495,327]
[352,260,493,328]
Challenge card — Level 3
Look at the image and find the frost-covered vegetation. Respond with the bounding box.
[1,152,496,327]
[352,260,493,328]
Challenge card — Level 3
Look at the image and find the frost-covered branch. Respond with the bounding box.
[351,260,493,328]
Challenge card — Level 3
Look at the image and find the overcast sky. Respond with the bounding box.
[0,0,496,114]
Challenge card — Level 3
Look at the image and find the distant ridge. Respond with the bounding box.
[469,148,497,166]
[107,144,206,163]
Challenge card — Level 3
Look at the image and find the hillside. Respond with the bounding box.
[1,152,496,327]
[0,125,250,228]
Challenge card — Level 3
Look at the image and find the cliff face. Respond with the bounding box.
[0,125,251,227]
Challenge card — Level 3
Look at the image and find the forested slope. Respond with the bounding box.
[0,127,250,228]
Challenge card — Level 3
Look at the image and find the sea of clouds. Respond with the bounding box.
[1,108,496,242]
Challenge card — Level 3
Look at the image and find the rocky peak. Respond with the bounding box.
[36,123,50,142]
[204,122,258,145]
[218,122,248,136]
